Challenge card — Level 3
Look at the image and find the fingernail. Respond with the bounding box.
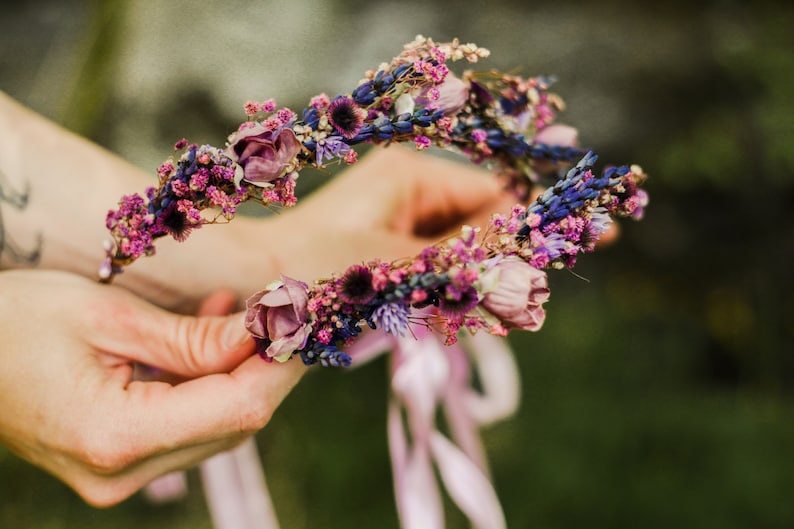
[222,313,251,350]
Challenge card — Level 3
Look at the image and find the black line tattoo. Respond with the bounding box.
[0,169,42,265]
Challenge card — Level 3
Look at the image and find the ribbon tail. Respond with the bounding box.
[388,401,445,529]
[135,363,190,504]
[442,342,488,472]
[429,431,507,529]
[143,470,188,504]
[345,328,395,367]
[463,332,521,425]
[199,437,280,529]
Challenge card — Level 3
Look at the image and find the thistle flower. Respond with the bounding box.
[327,96,365,139]
[337,265,376,305]
[438,284,479,320]
[155,202,194,242]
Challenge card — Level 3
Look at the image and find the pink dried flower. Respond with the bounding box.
[277,108,296,124]
[414,135,431,150]
[244,101,261,116]
[261,99,277,113]
[480,257,550,331]
[471,129,487,144]
[245,276,312,361]
[157,161,175,178]
[226,124,301,186]
[344,150,358,165]
[416,72,469,116]
[310,93,330,110]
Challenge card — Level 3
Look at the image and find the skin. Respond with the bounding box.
[0,91,518,506]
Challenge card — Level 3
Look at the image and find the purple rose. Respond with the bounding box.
[244,275,312,361]
[481,257,550,331]
[226,123,301,186]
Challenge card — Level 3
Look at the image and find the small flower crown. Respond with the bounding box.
[101,36,649,367]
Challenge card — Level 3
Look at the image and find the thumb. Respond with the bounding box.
[124,292,256,379]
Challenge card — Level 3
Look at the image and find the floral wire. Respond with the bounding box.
[100,36,649,367]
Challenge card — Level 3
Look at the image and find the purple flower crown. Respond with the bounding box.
[101,36,649,367]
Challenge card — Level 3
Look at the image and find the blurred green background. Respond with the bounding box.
[2,0,793,527]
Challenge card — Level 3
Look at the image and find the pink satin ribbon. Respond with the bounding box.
[144,438,280,529]
[143,325,520,529]
[348,326,518,529]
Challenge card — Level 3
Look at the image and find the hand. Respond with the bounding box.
[0,269,305,506]
[264,145,518,280]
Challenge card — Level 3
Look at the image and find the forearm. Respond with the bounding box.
[0,91,277,312]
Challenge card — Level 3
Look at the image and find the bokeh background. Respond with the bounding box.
[2,0,793,527]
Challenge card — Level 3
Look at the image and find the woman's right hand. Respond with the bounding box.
[0,269,305,506]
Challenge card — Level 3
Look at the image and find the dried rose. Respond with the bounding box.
[227,124,301,186]
[480,257,550,331]
[244,275,312,361]
[415,72,470,116]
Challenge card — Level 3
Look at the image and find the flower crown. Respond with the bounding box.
[101,36,649,367]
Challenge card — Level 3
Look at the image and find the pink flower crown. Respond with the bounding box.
[101,36,649,367]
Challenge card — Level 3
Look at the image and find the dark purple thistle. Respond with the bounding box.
[156,202,192,242]
[438,284,479,319]
[327,96,364,139]
[337,265,376,305]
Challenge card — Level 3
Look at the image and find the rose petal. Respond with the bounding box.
[266,305,301,339]
[265,323,312,360]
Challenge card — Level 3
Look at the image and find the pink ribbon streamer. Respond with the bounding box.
[142,323,520,529]
[348,325,520,529]
[199,438,281,529]
[144,439,280,529]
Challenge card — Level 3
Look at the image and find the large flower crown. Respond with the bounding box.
[101,36,648,367]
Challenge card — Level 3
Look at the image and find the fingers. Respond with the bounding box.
[134,289,248,382]
[69,286,307,505]
[118,354,306,457]
[392,151,509,237]
[69,349,306,506]
[196,289,239,317]
[358,146,510,236]
[87,286,256,378]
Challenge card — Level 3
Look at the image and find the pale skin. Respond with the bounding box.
[0,91,524,506]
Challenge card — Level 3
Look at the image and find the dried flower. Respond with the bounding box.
[226,124,301,186]
[480,257,550,331]
[337,265,376,305]
[245,276,312,361]
[327,96,365,139]
[416,72,469,115]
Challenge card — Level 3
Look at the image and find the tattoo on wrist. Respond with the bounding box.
[0,169,42,265]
